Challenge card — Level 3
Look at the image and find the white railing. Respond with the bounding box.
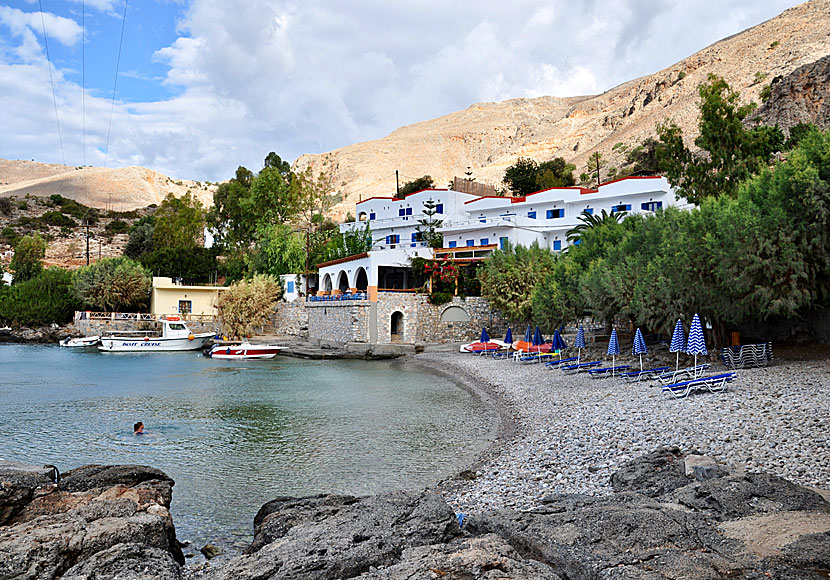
[75,311,218,323]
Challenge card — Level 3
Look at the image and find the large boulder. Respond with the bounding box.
[0,461,183,580]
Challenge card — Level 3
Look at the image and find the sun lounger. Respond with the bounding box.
[661,372,737,398]
[519,353,555,364]
[560,361,602,374]
[587,365,631,378]
[656,364,711,384]
[618,366,670,382]
[545,356,579,368]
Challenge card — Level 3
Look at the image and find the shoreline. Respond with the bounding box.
[416,348,830,514]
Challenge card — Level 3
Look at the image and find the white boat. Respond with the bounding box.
[59,335,100,348]
[208,342,284,359]
[98,317,214,352]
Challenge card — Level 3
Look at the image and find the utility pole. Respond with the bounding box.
[395,170,400,198]
[85,219,90,265]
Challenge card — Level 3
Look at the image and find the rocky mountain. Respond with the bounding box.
[750,53,830,130]
[0,159,216,212]
[296,0,830,220]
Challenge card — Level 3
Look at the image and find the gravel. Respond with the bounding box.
[418,351,830,514]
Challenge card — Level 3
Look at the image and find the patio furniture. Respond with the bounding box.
[656,364,712,384]
[720,342,772,369]
[560,361,602,374]
[587,365,631,379]
[545,356,579,368]
[618,366,671,382]
[661,372,737,398]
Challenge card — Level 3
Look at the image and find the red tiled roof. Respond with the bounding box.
[316,252,369,269]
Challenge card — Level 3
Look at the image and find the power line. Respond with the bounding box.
[38,0,67,169]
[104,0,128,169]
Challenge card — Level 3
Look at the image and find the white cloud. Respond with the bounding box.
[0,0,805,182]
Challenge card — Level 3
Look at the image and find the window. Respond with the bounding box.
[177,301,191,315]
[448,240,457,248]
[641,201,663,212]
[405,207,413,215]
[479,216,487,223]
[527,211,536,219]
[369,212,376,220]
[286,280,295,293]
[466,239,475,247]
[553,240,562,251]
[546,209,564,219]
[573,238,582,246]
[480,238,489,246]
[612,204,631,212]
[411,232,418,247]
[399,208,405,216]
[584,208,594,215]
[385,234,400,245]
[435,204,443,214]
[499,236,509,249]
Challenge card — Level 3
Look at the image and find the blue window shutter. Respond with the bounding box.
[553,240,561,251]
[406,207,412,215]
[574,238,582,246]
[546,210,553,219]
[399,208,405,216]
[369,212,376,220]
[499,237,508,249]
[641,202,649,211]
[436,204,443,214]
[466,239,474,247]
[626,204,631,211]
[585,208,593,215]
[480,238,489,246]
[287,280,295,293]
[657,201,663,209]
[528,211,536,219]
[448,241,457,248]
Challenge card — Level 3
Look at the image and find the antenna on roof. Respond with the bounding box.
[395,170,400,198]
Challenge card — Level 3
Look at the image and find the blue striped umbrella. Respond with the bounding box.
[632,327,648,371]
[523,326,532,343]
[669,318,686,372]
[574,325,586,364]
[480,327,490,343]
[686,313,708,376]
[607,328,620,375]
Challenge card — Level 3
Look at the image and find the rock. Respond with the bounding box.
[0,462,183,580]
[609,446,693,497]
[201,544,222,560]
[684,453,728,481]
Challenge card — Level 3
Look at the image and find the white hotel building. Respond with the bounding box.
[316,176,687,300]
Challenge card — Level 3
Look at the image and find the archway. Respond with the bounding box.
[322,273,333,292]
[358,211,367,222]
[440,306,470,322]
[354,267,369,292]
[390,311,404,342]
[337,270,350,293]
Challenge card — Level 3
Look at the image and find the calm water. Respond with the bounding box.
[0,344,496,552]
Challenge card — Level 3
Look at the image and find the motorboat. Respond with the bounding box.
[59,335,100,348]
[98,316,214,352]
[512,341,552,353]
[460,339,506,353]
[208,342,284,359]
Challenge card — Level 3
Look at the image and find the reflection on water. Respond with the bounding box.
[0,344,496,550]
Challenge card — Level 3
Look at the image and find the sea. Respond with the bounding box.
[0,344,497,553]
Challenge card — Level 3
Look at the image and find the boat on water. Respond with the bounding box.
[98,316,214,352]
[208,342,284,359]
[59,335,101,348]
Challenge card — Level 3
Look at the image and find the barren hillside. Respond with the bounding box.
[0,160,216,211]
[296,0,830,220]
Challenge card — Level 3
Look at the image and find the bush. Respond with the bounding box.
[0,197,12,216]
[41,211,76,228]
[72,257,151,311]
[0,268,78,326]
[17,201,28,210]
[216,274,282,338]
[139,246,218,283]
[105,219,129,234]
[1,226,19,246]
[429,291,453,305]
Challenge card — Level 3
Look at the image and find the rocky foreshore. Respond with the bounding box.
[3,449,829,579]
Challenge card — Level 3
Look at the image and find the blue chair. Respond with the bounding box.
[560,361,602,374]
[661,372,736,398]
[619,366,670,381]
[587,365,631,379]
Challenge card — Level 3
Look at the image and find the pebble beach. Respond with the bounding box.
[421,347,830,514]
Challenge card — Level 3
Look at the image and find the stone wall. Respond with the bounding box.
[307,300,371,346]
[269,301,310,338]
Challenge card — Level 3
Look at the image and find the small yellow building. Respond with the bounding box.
[150,277,227,317]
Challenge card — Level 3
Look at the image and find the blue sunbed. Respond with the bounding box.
[661,372,736,398]
[587,365,631,378]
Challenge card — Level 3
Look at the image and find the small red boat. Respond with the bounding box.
[208,343,284,359]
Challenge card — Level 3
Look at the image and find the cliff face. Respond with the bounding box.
[0,159,215,211]
[296,0,830,220]
[750,54,830,132]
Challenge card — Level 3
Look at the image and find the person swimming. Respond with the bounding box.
[133,421,145,435]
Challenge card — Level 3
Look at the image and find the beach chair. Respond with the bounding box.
[656,364,711,384]
[560,361,602,374]
[618,366,670,382]
[545,356,578,368]
[586,365,631,379]
[518,353,549,364]
[661,372,737,398]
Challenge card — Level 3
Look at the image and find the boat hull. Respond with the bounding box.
[209,344,283,359]
[460,340,506,353]
[99,333,214,352]
[60,336,100,347]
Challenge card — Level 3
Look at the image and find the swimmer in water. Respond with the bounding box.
[133,421,145,435]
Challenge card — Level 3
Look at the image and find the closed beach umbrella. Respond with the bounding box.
[504,327,513,344]
[480,327,490,343]
[532,326,543,346]
[686,313,708,377]
[552,329,567,360]
[669,318,686,372]
[523,326,532,343]
[632,327,648,371]
[607,328,620,375]
[574,325,586,364]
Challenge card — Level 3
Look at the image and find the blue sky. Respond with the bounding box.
[0,0,805,181]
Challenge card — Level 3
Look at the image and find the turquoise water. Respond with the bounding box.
[0,344,496,552]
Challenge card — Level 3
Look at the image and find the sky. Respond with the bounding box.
[0,0,805,182]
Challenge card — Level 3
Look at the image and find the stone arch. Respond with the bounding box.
[322,273,333,292]
[336,270,350,293]
[390,311,404,342]
[440,305,471,322]
[353,267,369,292]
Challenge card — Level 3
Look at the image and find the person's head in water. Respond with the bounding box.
[133,422,144,434]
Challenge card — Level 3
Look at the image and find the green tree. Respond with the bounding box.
[0,267,78,326]
[153,192,206,250]
[536,158,576,189]
[502,158,539,197]
[398,175,434,197]
[291,164,341,275]
[263,152,292,175]
[585,152,604,188]
[10,233,46,283]
[217,274,283,339]
[249,165,298,225]
[139,246,218,283]
[784,122,819,150]
[414,197,444,249]
[566,209,627,244]
[623,137,663,174]
[124,216,156,258]
[247,224,305,277]
[657,74,784,204]
[73,257,151,311]
[324,223,373,262]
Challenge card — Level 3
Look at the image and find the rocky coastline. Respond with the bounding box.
[2,349,828,579]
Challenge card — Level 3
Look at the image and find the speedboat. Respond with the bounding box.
[98,316,214,352]
[460,339,506,353]
[59,335,100,348]
[208,342,284,359]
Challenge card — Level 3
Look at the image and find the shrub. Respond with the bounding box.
[17,201,28,210]
[41,211,76,228]
[105,219,129,234]
[72,257,151,311]
[0,268,78,326]
[0,197,12,216]
[1,226,19,246]
[216,274,282,338]
[429,291,453,305]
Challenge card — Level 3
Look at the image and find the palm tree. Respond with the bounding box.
[566,209,627,244]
